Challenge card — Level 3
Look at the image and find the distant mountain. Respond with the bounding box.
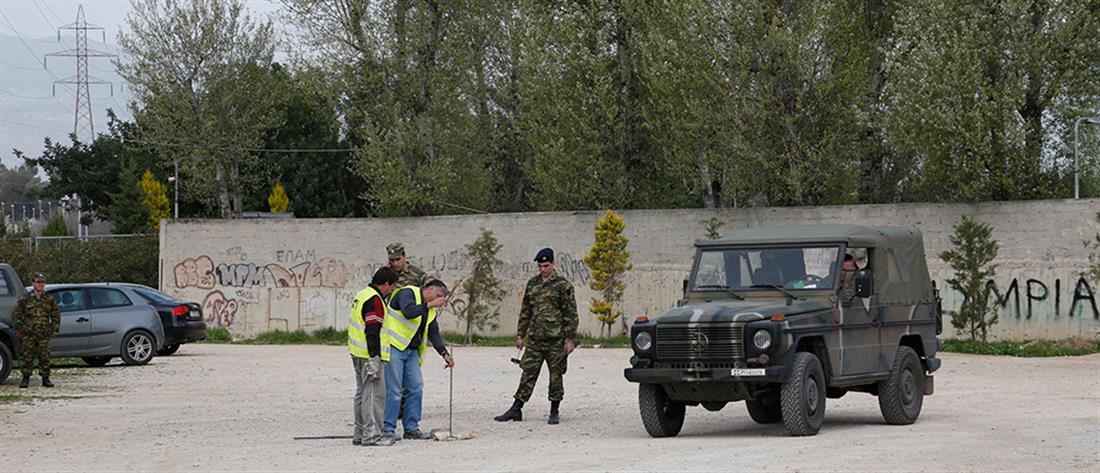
[0,33,132,168]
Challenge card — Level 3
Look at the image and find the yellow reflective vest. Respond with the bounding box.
[380,285,437,365]
[348,286,382,358]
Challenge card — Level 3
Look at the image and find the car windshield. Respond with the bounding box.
[691,245,842,292]
[131,286,178,304]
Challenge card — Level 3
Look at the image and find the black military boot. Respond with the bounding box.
[548,401,560,425]
[41,376,54,388]
[19,375,30,388]
[494,399,524,422]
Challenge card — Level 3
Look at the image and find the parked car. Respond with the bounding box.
[123,284,206,356]
[0,264,26,384]
[624,225,942,437]
[35,283,167,367]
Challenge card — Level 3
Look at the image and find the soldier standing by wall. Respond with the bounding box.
[388,243,428,287]
[12,273,60,388]
[494,248,578,425]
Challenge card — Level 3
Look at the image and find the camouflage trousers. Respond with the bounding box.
[20,335,53,378]
[514,337,568,403]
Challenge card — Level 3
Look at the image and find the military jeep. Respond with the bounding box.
[624,225,942,437]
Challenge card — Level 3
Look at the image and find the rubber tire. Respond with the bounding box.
[0,342,12,385]
[157,344,181,356]
[745,393,783,424]
[878,346,925,425]
[639,383,685,438]
[780,352,827,436]
[82,356,112,367]
[120,330,155,366]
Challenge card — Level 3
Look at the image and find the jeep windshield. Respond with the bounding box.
[690,245,842,292]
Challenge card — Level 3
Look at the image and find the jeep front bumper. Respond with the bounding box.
[624,365,787,384]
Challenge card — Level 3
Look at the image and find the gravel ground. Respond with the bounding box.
[1,344,1098,472]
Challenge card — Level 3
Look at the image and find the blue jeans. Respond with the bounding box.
[383,345,423,434]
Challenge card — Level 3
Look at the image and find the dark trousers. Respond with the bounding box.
[514,337,568,402]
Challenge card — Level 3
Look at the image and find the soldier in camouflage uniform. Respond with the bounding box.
[494,247,578,425]
[387,243,428,288]
[387,242,428,420]
[12,273,60,388]
[839,254,858,301]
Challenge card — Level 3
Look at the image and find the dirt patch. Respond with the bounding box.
[1,345,1097,472]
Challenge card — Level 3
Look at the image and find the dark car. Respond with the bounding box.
[124,284,206,356]
[625,225,942,437]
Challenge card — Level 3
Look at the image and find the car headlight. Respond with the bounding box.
[752,330,772,350]
[634,331,653,351]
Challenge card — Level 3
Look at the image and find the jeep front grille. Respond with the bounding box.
[655,323,744,361]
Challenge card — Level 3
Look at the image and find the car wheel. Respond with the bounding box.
[0,342,12,385]
[157,344,180,356]
[638,383,685,438]
[745,392,783,424]
[120,330,155,366]
[878,346,924,425]
[82,356,112,367]
[780,351,827,436]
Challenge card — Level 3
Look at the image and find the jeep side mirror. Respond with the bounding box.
[855,273,873,298]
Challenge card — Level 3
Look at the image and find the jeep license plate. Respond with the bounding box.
[731,368,766,377]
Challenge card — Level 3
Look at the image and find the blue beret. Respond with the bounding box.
[534,247,554,263]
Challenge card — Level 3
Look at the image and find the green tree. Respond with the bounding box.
[11,220,31,239]
[939,216,1001,342]
[267,182,289,213]
[0,162,43,207]
[0,216,7,238]
[41,213,71,237]
[26,112,160,226]
[140,170,170,232]
[118,0,280,218]
[584,210,633,337]
[459,228,505,345]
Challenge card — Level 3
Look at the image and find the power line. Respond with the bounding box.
[0,89,55,100]
[0,59,46,71]
[119,137,355,153]
[0,118,70,133]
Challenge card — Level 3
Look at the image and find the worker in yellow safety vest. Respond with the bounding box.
[348,266,399,446]
[377,279,455,446]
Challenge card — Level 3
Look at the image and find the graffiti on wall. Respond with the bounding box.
[936,276,1098,321]
[172,253,351,328]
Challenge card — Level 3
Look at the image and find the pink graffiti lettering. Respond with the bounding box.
[174,256,215,289]
[202,290,239,327]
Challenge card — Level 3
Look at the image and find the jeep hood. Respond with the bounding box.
[655,299,832,324]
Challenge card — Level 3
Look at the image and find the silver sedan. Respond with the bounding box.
[43,284,166,366]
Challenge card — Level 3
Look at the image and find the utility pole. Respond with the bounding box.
[45,5,115,142]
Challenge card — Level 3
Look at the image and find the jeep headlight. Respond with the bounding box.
[752,330,772,350]
[634,331,653,351]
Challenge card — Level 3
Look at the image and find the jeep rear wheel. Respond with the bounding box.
[878,346,924,425]
[0,342,12,385]
[638,383,685,438]
[780,352,826,436]
[746,392,783,424]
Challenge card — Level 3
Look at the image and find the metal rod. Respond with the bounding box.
[449,364,453,436]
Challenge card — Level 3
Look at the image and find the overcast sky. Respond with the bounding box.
[0,0,282,169]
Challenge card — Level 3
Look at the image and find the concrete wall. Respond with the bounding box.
[159,199,1100,341]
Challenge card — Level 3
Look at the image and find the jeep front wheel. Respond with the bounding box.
[878,346,924,425]
[638,383,685,438]
[780,352,826,436]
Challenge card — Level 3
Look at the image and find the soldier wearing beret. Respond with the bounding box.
[494,247,578,425]
[12,273,60,388]
[387,242,428,288]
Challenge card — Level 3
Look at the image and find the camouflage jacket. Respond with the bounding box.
[12,291,61,336]
[396,263,428,288]
[517,272,578,340]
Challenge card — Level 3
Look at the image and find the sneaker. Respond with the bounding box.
[402,430,432,440]
[352,437,362,446]
[377,433,397,447]
[361,437,380,447]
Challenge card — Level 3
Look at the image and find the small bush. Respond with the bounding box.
[204,327,232,343]
[942,338,1100,357]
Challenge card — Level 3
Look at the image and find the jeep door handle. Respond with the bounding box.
[76,317,89,323]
